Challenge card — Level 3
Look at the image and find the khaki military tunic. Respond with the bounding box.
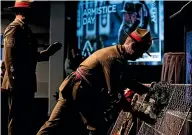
[58,45,149,130]
[2,18,48,91]
[38,44,150,135]
[60,45,149,94]
[2,18,50,135]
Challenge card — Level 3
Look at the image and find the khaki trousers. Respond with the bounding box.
[37,92,88,135]
[8,91,35,135]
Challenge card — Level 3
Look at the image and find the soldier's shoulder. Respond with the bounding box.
[4,21,21,36]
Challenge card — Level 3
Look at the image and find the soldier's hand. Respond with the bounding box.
[46,42,62,56]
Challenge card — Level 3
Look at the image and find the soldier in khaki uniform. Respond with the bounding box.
[37,28,152,135]
[2,1,62,135]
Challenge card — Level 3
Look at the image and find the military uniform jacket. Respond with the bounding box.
[59,45,149,128]
[2,18,47,91]
[60,45,149,94]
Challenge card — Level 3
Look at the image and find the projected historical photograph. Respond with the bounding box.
[76,0,164,65]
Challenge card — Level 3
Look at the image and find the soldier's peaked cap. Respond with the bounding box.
[129,28,152,57]
[8,0,33,9]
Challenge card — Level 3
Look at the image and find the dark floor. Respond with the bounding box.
[1,97,49,135]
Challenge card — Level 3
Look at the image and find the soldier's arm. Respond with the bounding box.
[121,72,149,95]
[101,57,113,94]
[3,26,17,89]
[118,20,140,45]
[128,19,140,34]
[36,50,49,62]
[37,42,62,62]
[34,39,49,62]
[126,78,149,95]
[139,2,150,29]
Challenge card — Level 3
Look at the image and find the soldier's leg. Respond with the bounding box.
[8,91,35,135]
[37,90,88,135]
[37,92,73,135]
[1,90,9,135]
[23,92,35,135]
[8,90,18,135]
[8,91,21,135]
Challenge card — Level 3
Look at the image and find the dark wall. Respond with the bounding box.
[164,1,191,53]
[65,1,78,58]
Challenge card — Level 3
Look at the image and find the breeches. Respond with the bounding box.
[37,72,110,135]
[8,90,35,135]
[1,91,9,135]
[37,92,88,135]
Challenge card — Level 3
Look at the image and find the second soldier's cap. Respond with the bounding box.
[121,2,136,13]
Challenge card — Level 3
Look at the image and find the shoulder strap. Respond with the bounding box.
[3,20,22,38]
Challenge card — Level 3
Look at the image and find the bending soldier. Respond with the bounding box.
[37,28,153,135]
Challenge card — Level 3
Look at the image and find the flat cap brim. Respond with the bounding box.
[8,7,31,9]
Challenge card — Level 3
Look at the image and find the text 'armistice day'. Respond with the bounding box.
[82,5,117,25]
